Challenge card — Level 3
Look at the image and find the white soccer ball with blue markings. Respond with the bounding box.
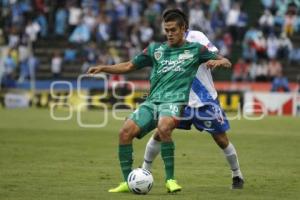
[127,168,154,194]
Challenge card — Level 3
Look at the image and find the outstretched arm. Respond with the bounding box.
[87,61,136,75]
[206,55,232,70]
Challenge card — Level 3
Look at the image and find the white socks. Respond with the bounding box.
[223,142,243,179]
[142,137,243,179]
[142,137,161,171]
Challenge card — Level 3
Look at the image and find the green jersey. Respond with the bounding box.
[132,42,217,103]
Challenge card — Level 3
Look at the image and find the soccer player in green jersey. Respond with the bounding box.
[87,9,231,193]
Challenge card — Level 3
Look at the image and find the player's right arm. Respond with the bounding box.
[87,61,135,75]
[87,44,154,75]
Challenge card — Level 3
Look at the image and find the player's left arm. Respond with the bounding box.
[206,54,232,70]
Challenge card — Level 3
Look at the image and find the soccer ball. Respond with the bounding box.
[127,168,154,194]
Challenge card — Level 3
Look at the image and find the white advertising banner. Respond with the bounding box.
[4,93,30,108]
[244,92,299,116]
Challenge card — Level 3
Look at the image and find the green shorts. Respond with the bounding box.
[128,101,184,139]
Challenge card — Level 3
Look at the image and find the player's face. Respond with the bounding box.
[164,21,185,46]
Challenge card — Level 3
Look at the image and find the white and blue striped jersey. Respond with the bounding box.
[185,30,218,107]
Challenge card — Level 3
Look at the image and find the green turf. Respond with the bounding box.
[0,108,300,200]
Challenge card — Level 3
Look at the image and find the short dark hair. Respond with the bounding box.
[162,8,189,30]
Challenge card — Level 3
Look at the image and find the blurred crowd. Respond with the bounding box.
[1,0,300,91]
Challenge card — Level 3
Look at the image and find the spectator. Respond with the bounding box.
[27,53,39,79]
[68,5,82,33]
[25,19,41,46]
[210,6,226,33]
[261,0,277,14]
[289,47,300,63]
[82,8,97,31]
[268,58,282,80]
[219,0,231,15]
[271,72,290,92]
[189,1,205,30]
[273,11,285,36]
[18,53,39,82]
[69,21,91,44]
[226,2,241,41]
[55,5,68,36]
[63,44,77,63]
[35,12,48,38]
[215,31,232,57]
[255,59,269,81]
[8,26,20,48]
[2,50,17,88]
[96,14,111,43]
[51,51,63,79]
[248,60,259,81]
[277,33,293,59]
[283,8,298,37]
[139,19,154,48]
[266,33,279,59]
[83,42,98,65]
[242,25,260,61]
[144,0,161,26]
[128,0,142,25]
[237,7,248,42]
[259,9,274,36]
[253,31,267,59]
[232,58,249,82]
[18,42,30,82]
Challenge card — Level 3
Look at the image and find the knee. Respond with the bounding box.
[157,124,174,141]
[157,123,172,135]
[119,127,135,143]
[153,131,161,141]
[213,133,229,149]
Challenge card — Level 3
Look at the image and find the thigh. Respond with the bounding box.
[128,102,157,139]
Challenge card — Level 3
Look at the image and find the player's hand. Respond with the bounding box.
[206,60,220,70]
[86,66,103,75]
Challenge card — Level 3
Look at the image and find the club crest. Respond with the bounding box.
[154,51,163,60]
[204,121,212,128]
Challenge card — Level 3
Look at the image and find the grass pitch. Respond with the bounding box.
[0,108,300,200]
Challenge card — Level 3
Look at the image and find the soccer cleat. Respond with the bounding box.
[165,179,182,193]
[232,176,244,189]
[108,182,130,193]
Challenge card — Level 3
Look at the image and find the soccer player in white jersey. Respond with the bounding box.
[142,29,245,189]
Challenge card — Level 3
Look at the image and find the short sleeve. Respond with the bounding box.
[132,45,153,70]
[198,45,217,64]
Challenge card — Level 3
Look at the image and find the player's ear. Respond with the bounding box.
[180,25,186,32]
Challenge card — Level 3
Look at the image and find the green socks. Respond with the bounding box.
[119,144,133,181]
[161,141,175,180]
[119,142,175,181]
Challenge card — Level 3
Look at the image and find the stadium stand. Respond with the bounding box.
[1,0,300,89]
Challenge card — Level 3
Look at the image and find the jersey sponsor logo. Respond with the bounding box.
[178,50,193,60]
[157,60,185,74]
